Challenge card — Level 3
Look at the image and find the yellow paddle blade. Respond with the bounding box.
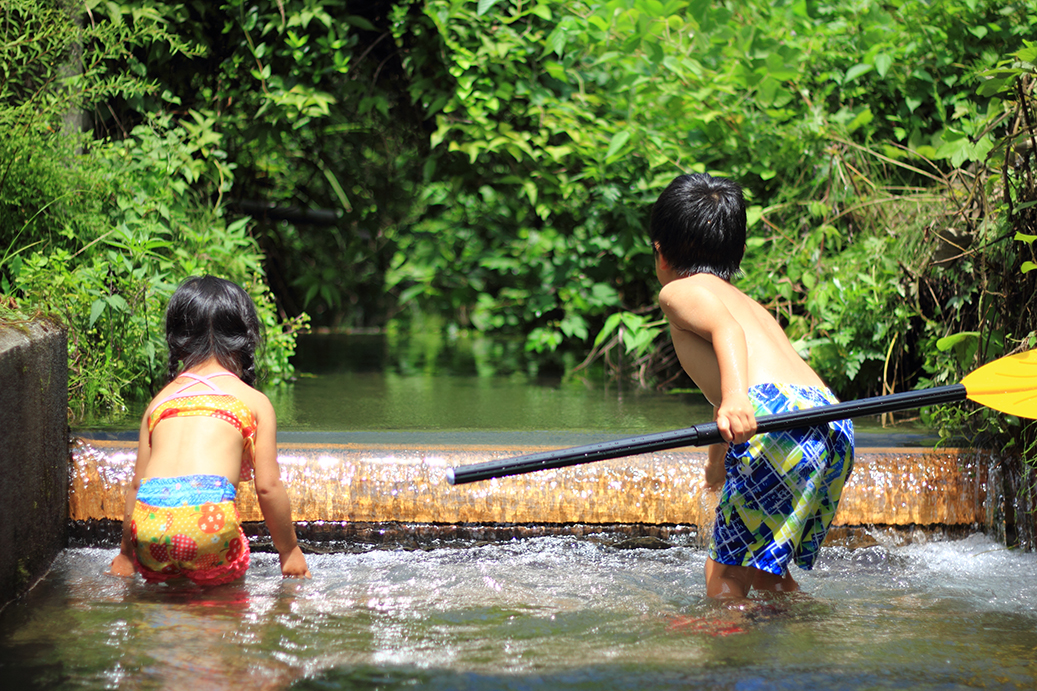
[962,349,1037,418]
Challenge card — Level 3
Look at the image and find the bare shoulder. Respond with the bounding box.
[658,274,727,313]
[239,383,274,415]
[658,274,752,332]
[219,376,275,421]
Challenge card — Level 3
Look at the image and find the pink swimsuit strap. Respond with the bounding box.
[153,371,238,408]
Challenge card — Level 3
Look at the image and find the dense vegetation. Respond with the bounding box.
[1,1,1035,466]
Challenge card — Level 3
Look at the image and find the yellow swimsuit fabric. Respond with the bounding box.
[131,474,250,585]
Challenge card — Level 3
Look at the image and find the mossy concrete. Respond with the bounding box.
[0,320,68,610]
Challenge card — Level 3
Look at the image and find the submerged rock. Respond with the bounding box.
[612,536,672,550]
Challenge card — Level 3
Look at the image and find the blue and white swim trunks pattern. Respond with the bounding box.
[708,383,855,576]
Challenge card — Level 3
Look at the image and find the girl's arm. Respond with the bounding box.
[107,414,151,577]
[251,396,311,579]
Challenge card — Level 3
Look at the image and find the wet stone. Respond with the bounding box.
[612,536,673,550]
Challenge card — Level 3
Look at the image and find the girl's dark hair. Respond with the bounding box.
[164,276,262,386]
[649,173,747,280]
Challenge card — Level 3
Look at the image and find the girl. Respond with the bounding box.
[108,276,310,583]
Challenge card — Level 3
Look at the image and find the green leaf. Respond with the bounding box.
[531,5,552,20]
[594,312,624,348]
[873,53,893,77]
[89,299,106,328]
[477,0,502,16]
[344,14,377,31]
[106,294,129,312]
[605,129,632,161]
[546,25,567,57]
[936,332,980,352]
[844,63,873,83]
[1018,44,1037,64]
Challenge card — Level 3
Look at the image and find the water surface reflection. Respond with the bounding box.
[3,535,1037,689]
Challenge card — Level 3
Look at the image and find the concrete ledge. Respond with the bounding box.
[0,320,68,610]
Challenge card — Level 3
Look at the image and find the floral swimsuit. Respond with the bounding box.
[131,372,257,585]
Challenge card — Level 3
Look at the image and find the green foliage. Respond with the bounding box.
[12,0,1036,444]
[0,0,173,135]
[7,115,307,421]
[381,0,1037,405]
[94,0,423,328]
[0,1,305,423]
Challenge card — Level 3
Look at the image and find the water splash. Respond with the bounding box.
[6,536,1037,690]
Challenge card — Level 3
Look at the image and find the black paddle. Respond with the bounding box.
[446,348,1037,485]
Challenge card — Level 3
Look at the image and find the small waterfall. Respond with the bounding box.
[68,437,992,547]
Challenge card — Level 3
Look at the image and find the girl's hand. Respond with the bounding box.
[107,553,136,578]
[280,546,312,579]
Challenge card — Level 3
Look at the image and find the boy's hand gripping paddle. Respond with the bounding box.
[446,349,1037,485]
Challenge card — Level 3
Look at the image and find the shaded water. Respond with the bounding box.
[84,332,934,445]
[275,332,719,435]
[276,333,935,442]
[3,535,1037,689]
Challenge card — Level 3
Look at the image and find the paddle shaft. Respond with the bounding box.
[446,383,967,485]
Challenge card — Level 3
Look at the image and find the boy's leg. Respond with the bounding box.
[750,568,799,594]
[705,558,799,599]
[705,558,754,599]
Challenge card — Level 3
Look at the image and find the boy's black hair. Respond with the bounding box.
[164,276,262,386]
[649,173,747,280]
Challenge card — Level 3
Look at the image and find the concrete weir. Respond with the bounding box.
[0,321,68,609]
[69,438,990,547]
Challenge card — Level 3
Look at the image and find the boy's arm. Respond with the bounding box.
[659,280,756,443]
[251,397,311,579]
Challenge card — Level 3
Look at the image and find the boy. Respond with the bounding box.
[651,173,854,600]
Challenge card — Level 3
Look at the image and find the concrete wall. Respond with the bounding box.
[0,320,67,610]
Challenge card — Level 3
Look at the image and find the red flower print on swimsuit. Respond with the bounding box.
[198,503,226,534]
[171,534,198,562]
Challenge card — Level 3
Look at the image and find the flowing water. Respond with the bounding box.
[3,536,1037,690]
[5,332,1021,690]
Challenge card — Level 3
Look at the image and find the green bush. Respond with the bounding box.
[0,2,305,424]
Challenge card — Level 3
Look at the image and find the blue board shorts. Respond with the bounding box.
[707,383,855,577]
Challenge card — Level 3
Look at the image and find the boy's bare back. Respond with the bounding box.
[657,272,823,407]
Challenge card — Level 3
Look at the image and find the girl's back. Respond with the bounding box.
[141,361,272,485]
